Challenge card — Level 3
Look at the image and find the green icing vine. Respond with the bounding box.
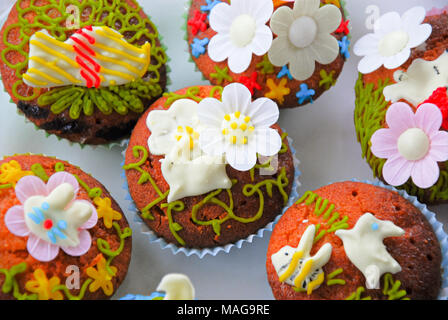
[2,0,167,118]
[326,268,346,286]
[295,191,349,243]
[162,85,223,106]
[0,160,131,300]
[354,74,448,203]
[345,273,409,300]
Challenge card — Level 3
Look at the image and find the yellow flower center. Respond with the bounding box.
[221,112,255,145]
[174,125,200,150]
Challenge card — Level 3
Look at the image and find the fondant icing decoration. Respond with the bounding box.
[4,172,98,262]
[197,83,282,171]
[207,0,273,73]
[156,274,196,300]
[23,26,151,88]
[268,0,342,81]
[383,51,448,106]
[147,98,231,203]
[370,102,448,188]
[335,213,405,289]
[354,6,432,74]
[271,225,332,294]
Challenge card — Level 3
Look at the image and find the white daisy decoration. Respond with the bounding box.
[208,0,274,74]
[268,0,342,81]
[354,6,432,74]
[198,83,282,171]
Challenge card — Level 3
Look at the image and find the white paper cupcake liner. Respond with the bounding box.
[347,179,448,300]
[121,135,301,258]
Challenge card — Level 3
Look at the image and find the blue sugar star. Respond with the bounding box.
[277,65,293,80]
[191,37,210,58]
[296,83,315,104]
[338,36,350,59]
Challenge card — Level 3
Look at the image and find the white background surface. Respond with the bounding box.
[0,0,447,300]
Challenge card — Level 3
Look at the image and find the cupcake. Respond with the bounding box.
[266,181,445,300]
[0,0,168,145]
[0,154,132,300]
[123,83,297,252]
[120,273,195,300]
[353,6,448,204]
[185,0,350,109]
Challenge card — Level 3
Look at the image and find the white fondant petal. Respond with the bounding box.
[249,25,273,56]
[383,48,411,70]
[15,176,47,204]
[61,229,92,256]
[254,128,282,157]
[250,0,274,23]
[429,131,448,162]
[293,0,320,18]
[405,23,432,48]
[209,2,233,33]
[401,6,426,27]
[221,83,253,115]
[208,33,233,63]
[270,6,294,35]
[353,33,381,57]
[315,4,342,34]
[289,47,316,81]
[227,47,253,74]
[248,98,280,127]
[4,205,30,237]
[374,12,401,35]
[198,98,226,127]
[357,54,385,74]
[225,143,257,172]
[268,35,295,67]
[308,33,339,65]
[198,128,226,157]
[46,172,79,198]
[27,234,60,262]
[411,157,439,189]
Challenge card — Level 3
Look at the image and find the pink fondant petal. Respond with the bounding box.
[415,103,443,135]
[79,200,98,230]
[4,205,30,237]
[61,229,92,257]
[385,102,415,135]
[15,176,47,204]
[27,234,60,262]
[429,131,448,162]
[411,157,440,189]
[370,128,399,158]
[382,154,413,186]
[46,172,79,197]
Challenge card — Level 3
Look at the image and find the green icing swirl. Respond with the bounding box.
[345,273,409,300]
[354,74,448,203]
[2,0,167,118]
[0,263,38,300]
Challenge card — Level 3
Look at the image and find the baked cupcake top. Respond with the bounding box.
[0,154,132,300]
[353,6,448,203]
[266,181,442,300]
[0,0,168,145]
[186,0,350,108]
[124,83,296,248]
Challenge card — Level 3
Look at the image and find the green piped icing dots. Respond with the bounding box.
[354,74,448,203]
[2,0,167,117]
[0,160,131,300]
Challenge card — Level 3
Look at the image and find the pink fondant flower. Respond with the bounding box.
[4,172,98,262]
[371,102,448,188]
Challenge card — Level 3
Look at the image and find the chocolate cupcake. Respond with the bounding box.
[123,83,298,252]
[185,0,350,109]
[266,181,445,300]
[0,0,168,145]
[0,154,132,300]
[353,6,448,204]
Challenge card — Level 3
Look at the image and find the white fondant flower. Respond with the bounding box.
[147,99,232,203]
[208,0,273,73]
[4,172,98,262]
[354,6,432,74]
[268,0,342,81]
[198,83,282,171]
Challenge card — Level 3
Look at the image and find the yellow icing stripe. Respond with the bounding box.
[95,53,141,76]
[138,42,151,78]
[27,68,64,84]
[278,251,303,282]
[307,272,325,295]
[23,73,48,86]
[34,32,74,52]
[100,67,135,81]
[30,40,79,68]
[30,56,81,84]
[92,42,147,64]
[95,29,145,55]
[294,259,314,288]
